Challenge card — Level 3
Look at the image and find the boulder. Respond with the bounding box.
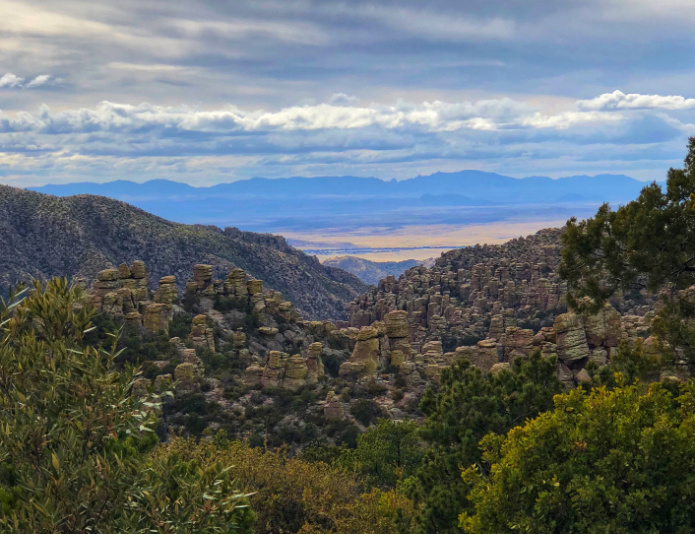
[143,303,171,334]
[130,260,148,279]
[118,263,132,279]
[489,362,511,374]
[384,310,409,339]
[247,279,263,295]
[584,304,622,348]
[97,268,120,282]
[553,312,590,363]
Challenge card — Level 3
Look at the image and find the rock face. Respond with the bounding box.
[345,229,658,385]
[455,340,499,372]
[554,312,591,363]
[340,326,381,380]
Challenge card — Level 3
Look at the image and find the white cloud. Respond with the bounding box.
[0,73,24,88]
[0,95,638,137]
[578,90,695,111]
[0,72,58,89]
[25,74,54,88]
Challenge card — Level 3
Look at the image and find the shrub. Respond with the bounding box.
[350,399,384,427]
[0,279,253,533]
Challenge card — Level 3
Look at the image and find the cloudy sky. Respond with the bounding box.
[2,0,695,186]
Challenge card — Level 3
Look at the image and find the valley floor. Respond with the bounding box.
[287,219,570,261]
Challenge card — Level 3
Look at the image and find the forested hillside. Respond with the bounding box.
[0,186,366,320]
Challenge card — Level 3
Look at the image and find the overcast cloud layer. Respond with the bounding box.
[2,0,695,185]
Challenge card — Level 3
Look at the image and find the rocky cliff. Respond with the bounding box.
[346,229,670,384]
[0,185,366,320]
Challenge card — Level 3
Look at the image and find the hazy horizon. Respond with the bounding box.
[18,169,662,188]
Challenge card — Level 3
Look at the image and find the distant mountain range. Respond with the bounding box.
[0,185,366,320]
[323,256,435,286]
[29,171,651,233]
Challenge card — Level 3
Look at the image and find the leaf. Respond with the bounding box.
[52,453,60,472]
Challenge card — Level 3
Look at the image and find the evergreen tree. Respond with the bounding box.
[405,352,562,534]
[560,139,695,366]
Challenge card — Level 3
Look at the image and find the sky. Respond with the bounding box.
[2,0,695,186]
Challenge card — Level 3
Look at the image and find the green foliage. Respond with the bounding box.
[0,279,253,533]
[350,398,384,427]
[169,311,193,340]
[322,352,343,377]
[462,382,695,533]
[338,419,423,489]
[118,330,173,365]
[181,290,200,314]
[406,352,563,534]
[213,295,248,314]
[589,339,664,389]
[158,438,416,534]
[559,139,695,365]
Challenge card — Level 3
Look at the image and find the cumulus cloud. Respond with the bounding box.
[0,73,58,89]
[0,97,621,136]
[0,73,24,88]
[25,74,55,88]
[578,90,695,111]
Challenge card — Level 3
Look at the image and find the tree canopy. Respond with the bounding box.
[560,139,695,365]
[405,352,563,534]
[462,382,695,534]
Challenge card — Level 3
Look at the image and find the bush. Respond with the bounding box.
[169,311,193,339]
[0,279,253,532]
[463,382,695,533]
[350,399,384,427]
[157,438,416,534]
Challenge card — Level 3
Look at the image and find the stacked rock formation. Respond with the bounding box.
[339,326,381,380]
[347,229,660,385]
[89,261,177,334]
[323,390,345,419]
[175,349,206,395]
[436,303,653,386]
[254,343,326,391]
[348,231,570,351]
[189,315,215,352]
[187,264,215,297]
[384,311,412,366]
[91,261,149,316]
